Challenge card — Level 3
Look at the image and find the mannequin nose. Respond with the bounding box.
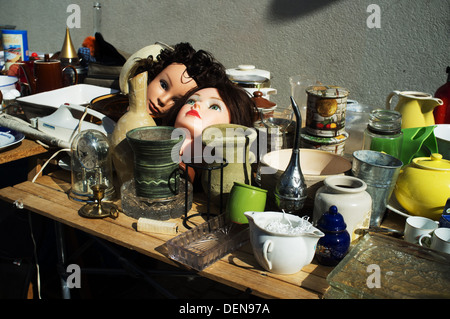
[158,94,172,107]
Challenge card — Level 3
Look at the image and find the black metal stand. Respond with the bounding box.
[183,157,228,229]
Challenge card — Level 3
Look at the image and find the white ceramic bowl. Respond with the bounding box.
[260,149,352,205]
[435,124,450,160]
[0,75,18,92]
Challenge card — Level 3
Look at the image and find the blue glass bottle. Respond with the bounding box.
[315,205,351,266]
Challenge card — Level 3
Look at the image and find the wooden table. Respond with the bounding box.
[0,169,334,299]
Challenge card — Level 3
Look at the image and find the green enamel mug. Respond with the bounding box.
[226,182,267,224]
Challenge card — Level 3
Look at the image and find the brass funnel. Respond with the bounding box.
[60,27,78,59]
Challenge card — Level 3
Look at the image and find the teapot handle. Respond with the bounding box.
[262,240,273,271]
[62,65,78,86]
[386,90,401,110]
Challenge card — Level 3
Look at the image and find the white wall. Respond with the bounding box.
[1,0,448,109]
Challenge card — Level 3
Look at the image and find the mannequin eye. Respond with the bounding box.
[209,104,222,111]
[186,99,196,105]
[160,80,168,90]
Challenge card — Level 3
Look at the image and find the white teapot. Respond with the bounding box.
[245,211,324,275]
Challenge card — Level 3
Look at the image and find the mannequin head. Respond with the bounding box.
[174,87,231,139]
[164,81,257,155]
[131,42,227,117]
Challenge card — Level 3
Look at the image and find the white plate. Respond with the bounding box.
[387,193,411,218]
[0,127,25,151]
[17,84,119,109]
[0,132,14,147]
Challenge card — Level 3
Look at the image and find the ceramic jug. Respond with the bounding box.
[110,71,156,190]
[19,54,77,94]
[245,211,324,275]
[386,90,443,129]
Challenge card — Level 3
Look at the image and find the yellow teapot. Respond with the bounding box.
[386,91,443,129]
[394,153,450,220]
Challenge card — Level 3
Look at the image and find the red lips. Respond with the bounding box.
[148,100,160,115]
[186,109,201,119]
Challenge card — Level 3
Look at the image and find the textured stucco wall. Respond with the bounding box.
[1,0,449,110]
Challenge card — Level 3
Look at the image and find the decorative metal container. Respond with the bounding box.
[274,96,307,215]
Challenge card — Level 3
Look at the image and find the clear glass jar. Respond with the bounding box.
[362,109,403,159]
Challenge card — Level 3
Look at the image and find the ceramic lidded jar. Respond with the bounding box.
[315,205,351,266]
[313,175,372,241]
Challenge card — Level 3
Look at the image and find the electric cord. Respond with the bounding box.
[26,103,91,298]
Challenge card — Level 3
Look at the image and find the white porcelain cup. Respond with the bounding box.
[404,216,439,244]
[419,228,450,254]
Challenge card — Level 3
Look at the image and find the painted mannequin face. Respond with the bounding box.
[175,88,231,155]
[146,63,197,117]
[175,88,231,135]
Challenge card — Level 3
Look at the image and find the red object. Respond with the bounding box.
[434,66,450,124]
[82,36,97,56]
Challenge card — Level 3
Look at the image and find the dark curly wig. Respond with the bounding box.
[131,42,228,87]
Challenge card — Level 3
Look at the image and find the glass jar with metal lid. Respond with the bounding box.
[362,109,403,159]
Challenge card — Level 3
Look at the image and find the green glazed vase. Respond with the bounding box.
[126,126,185,199]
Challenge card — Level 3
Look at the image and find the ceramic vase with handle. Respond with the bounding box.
[110,71,156,189]
[386,90,443,129]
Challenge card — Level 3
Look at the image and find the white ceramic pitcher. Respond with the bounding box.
[245,211,324,274]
